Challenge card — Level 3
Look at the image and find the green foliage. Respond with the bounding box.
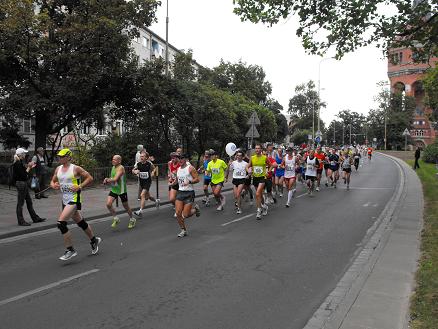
[172,50,197,81]
[233,0,438,60]
[91,134,139,167]
[422,141,438,163]
[335,110,367,145]
[0,0,160,148]
[424,67,438,121]
[71,144,98,171]
[290,129,311,145]
[0,117,31,150]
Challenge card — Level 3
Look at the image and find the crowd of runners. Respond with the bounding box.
[45,143,373,261]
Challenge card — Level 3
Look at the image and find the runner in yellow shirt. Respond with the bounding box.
[206,150,228,211]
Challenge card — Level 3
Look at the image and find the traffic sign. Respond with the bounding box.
[246,112,261,125]
[402,128,410,136]
[315,136,321,144]
[308,134,313,140]
[316,130,322,137]
[245,125,260,138]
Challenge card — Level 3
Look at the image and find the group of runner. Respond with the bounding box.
[48,144,372,261]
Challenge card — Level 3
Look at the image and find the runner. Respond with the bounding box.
[314,146,326,192]
[206,150,228,211]
[264,148,278,205]
[104,155,136,229]
[323,148,331,187]
[247,144,275,219]
[198,150,212,206]
[241,150,254,205]
[367,146,373,162]
[281,147,298,207]
[50,148,101,261]
[327,148,340,188]
[353,148,361,171]
[305,149,319,196]
[274,147,285,197]
[226,150,248,214]
[341,151,354,190]
[132,151,157,217]
[175,153,201,238]
[168,152,181,215]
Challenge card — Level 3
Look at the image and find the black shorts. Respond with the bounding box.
[323,163,330,170]
[176,190,195,204]
[252,177,266,188]
[211,181,224,188]
[108,191,128,203]
[343,168,352,173]
[305,175,316,182]
[139,180,152,192]
[232,178,246,187]
[168,184,179,191]
[244,177,252,186]
[329,166,339,172]
[62,202,82,210]
[265,178,273,193]
[203,178,211,186]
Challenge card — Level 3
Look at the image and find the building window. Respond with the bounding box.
[142,36,149,48]
[399,52,403,63]
[81,125,90,135]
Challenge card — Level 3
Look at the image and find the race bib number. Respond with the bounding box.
[330,161,336,166]
[307,164,314,171]
[285,165,294,172]
[354,156,359,159]
[139,172,149,179]
[253,166,263,175]
[211,168,220,175]
[60,184,74,193]
[236,170,246,177]
[178,177,188,186]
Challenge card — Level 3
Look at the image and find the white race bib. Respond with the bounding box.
[211,167,220,175]
[139,172,149,179]
[253,166,263,175]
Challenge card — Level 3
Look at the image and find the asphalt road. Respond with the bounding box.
[0,154,398,329]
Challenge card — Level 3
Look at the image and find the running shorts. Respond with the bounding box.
[252,177,266,188]
[275,169,285,177]
[62,201,82,211]
[203,178,211,186]
[343,168,352,173]
[232,178,246,187]
[329,165,339,171]
[168,184,179,191]
[244,177,252,186]
[108,191,128,203]
[323,163,330,170]
[211,181,224,188]
[139,180,152,191]
[305,175,316,182]
[176,190,195,204]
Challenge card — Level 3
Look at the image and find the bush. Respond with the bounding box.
[422,141,438,164]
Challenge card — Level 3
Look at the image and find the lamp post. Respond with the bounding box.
[318,57,335,133]
[349,123,352,145]
[165,0,169,76]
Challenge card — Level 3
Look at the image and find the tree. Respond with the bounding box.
[199,60,272,104]
[233,0,438,60]
[265,98,289,142]
[290,129,311,146]
[172,50,197,81]
[335,110,367,145]
[0,117,31,150]
[424,66,438,120]
[288,80,325,133]
[0,0,160,149]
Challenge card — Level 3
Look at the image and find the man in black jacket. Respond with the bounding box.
[414,146,421,170]
[13,148,46,226]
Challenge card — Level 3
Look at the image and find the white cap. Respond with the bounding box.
[15,148,28,155]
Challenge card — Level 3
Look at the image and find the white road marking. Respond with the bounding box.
[221,214,255,226]
[372,203,379,207]
[363,202,370,207]
[0,269,99,307]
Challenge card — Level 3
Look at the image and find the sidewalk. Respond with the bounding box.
[0,178,234,239]
[305,153,423,329]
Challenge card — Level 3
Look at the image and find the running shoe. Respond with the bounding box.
[316,187,320,192]
[59,249,77,261]
[262,204,268,216]
[221,195,226,207]
[194,204,201,217]
[216,204,224,211]
[111,217,120,228]
[234,201,238,209]
[134,210,142,217]
[325,182,329,187]
[330,181,334,187]
[177,229,187,238]
[155,199,161,209]
[201,196,207,203]
[90,237,102,255]
[256,209,262,220]
[128,217,136,229]
[334,183,337,188]
[205,199,210,207]
[174,212,177,218]
[236,208,242,214]
[285,203,290,208]
[279,193,283,198]
[272,197,277,204]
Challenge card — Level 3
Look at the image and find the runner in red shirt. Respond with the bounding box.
[314,146,326,191]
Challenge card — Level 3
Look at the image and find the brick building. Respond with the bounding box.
[387,47,438,147]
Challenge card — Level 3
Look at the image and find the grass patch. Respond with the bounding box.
[406,160,438,329]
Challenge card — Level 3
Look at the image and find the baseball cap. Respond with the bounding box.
[15,148,28,156]
[57,148,72,157]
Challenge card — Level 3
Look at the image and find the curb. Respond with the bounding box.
[0,187,234,240]
[304,153,407,329]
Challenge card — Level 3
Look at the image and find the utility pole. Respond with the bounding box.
[342,123,345,145]
[333,122,336,145]
[165,0,169,76]
[349,123,352,145]
[384,110,387,150]
[312,101,315,145]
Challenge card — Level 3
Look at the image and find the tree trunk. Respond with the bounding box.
[34,110,50,152]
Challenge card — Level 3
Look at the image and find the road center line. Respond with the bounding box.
[0,269,99,307]
[221,214,255,226]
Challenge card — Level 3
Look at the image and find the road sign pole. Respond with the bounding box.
[405,135,407,151]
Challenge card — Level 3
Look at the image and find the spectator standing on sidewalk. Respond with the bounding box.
[414,146,421,170]
[13,148,46,226]
[135,144,144,200]
[32,147,49,199]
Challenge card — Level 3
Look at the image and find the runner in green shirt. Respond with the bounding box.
[206,150,228,211]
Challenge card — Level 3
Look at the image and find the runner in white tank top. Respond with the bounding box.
[281,147,298,207]
[305,150,319,196]
[175,154,201,238]
[50,148,101,261]
[225,150,248,214]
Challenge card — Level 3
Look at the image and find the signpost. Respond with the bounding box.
[246,112,261,149]
[402,128,410,151]
[315,130,322,145]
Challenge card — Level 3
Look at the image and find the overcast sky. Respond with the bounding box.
[150,0,389,126]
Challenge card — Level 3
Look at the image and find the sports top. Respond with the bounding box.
[177,165,194,192]
[251,154,267,178]
[203,159,211,179]
[230,160,248,179]
[207,159,228,184]
[284,155,297,178]
[110,165,127,195]
[135,161,152,183]
[305,157,318,177]
[57,164,81,205]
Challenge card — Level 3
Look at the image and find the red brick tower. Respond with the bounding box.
[387,48,438,147]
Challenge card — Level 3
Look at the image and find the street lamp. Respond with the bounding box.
[165,0,169,76]
[317,57,335,133]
